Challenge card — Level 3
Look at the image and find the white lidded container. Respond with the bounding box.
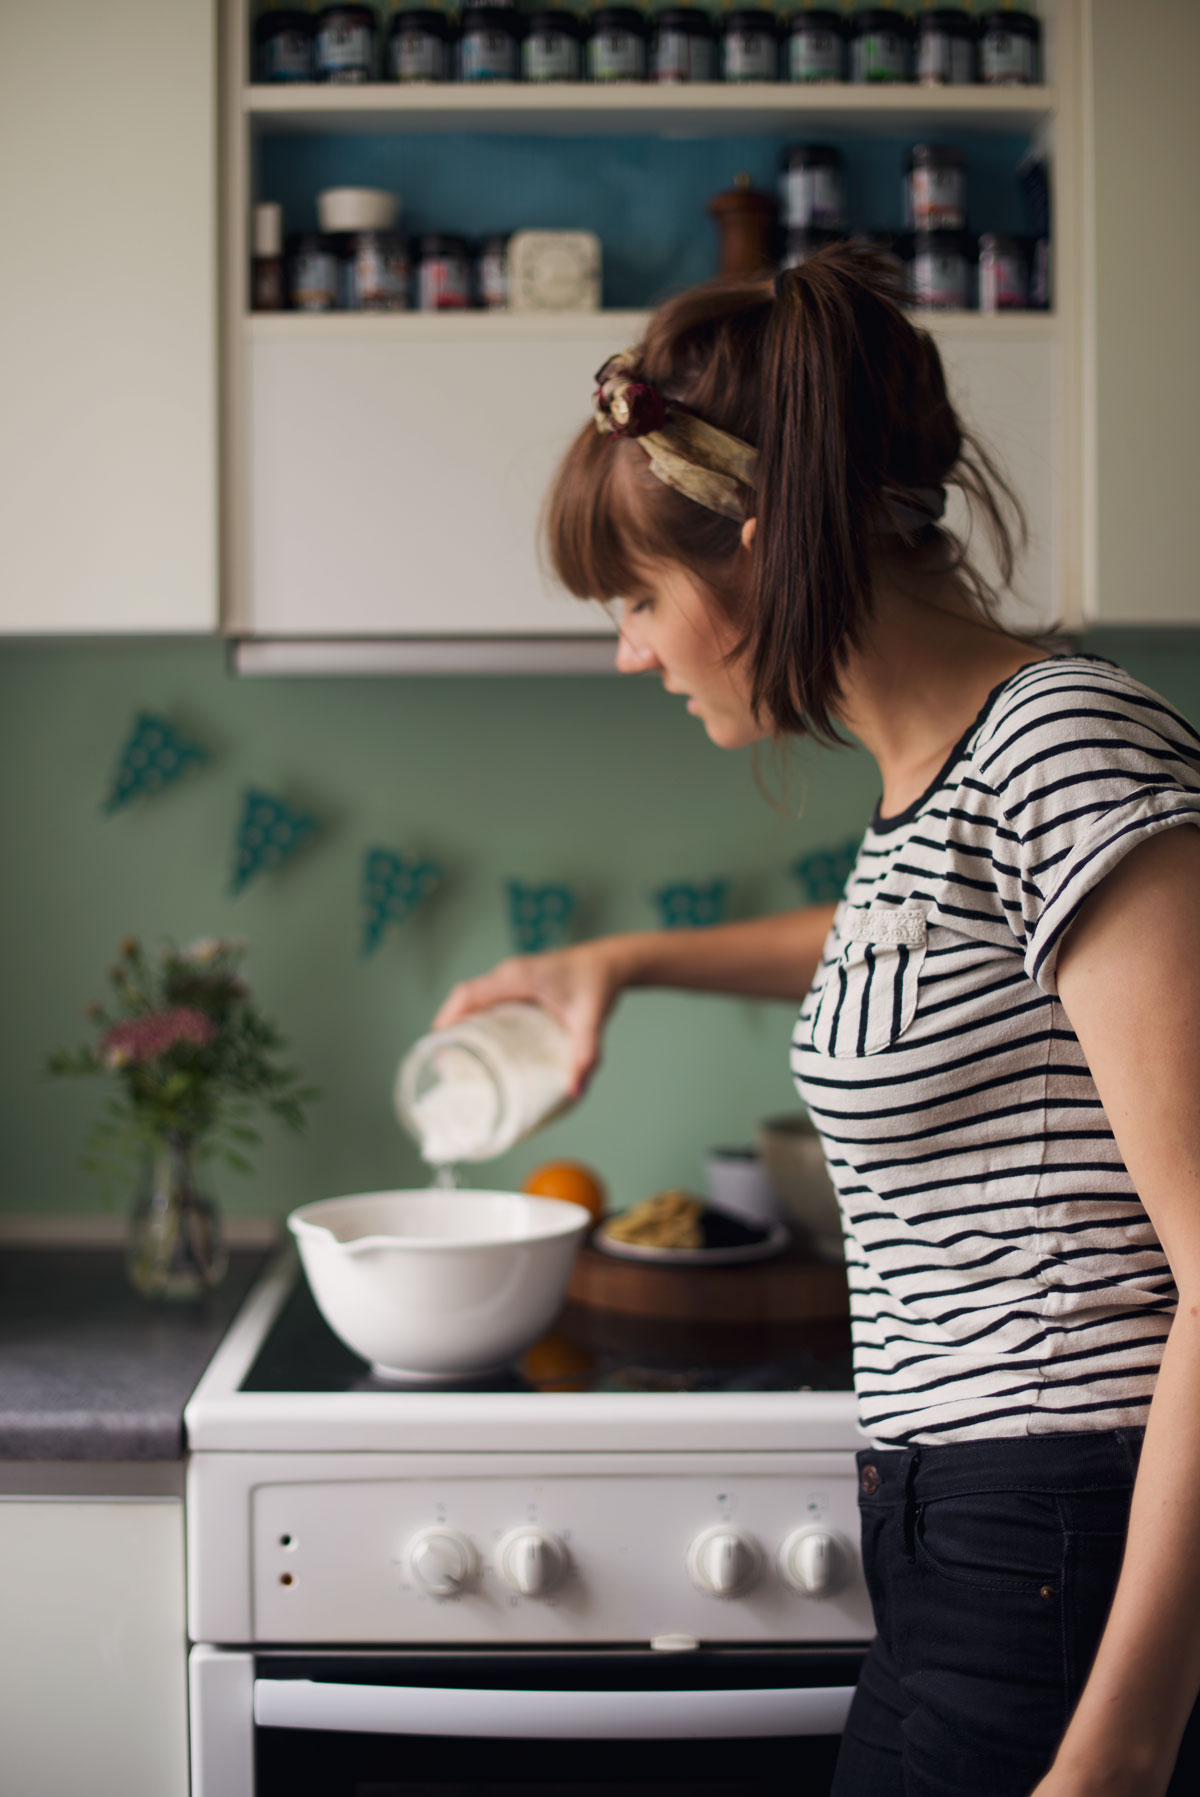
[395,1001,576,1167]
[316,186,400,233]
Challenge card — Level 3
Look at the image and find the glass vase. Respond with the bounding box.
[127,1133,228,1299]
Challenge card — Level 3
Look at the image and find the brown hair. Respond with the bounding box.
[545,240,1032,744]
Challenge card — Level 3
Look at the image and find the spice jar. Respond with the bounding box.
[850,6,913,83]
[395,1003,577,1169]
[252,203,286,311]
[315,4,379,82]
[416,233,471,309]
[387,8,453,81]
[978,232,1028,311]
[460,6,521,80]
[474,233,510,309]
[707,172,777,278]
[786,7,847,83]
[905,144,967,232]
[916,7,975,85]
[910,230,974,309]
[782,224,845,270]
[587,7,649,82]
[336,229,410,309]
[287,232,339,311]
[978,8,1041,85]
[651,8,716,84]
[721,10,779,84]
[254,7,316,82]
[522,10,583,81]
[781,143,846,230]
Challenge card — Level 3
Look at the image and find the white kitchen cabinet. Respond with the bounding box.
[0,0,217,634]
[1082,0,1200,623]
[0,1494,189,1797]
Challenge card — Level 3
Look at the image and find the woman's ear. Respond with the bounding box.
[740,516,757,552]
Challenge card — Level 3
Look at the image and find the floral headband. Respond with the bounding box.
[592,347,946,536]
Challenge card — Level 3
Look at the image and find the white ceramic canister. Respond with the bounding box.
[395,1002,576,1167]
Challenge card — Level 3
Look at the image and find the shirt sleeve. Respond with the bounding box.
[974,665,1200,995]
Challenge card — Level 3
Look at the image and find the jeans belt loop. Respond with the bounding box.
[900,1446,923,1563]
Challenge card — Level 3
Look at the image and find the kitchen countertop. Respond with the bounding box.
[0,1246,268,1465]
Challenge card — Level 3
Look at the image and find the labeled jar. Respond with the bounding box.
[587,8,649,81]
[335,229,410,309]
[254,7,316,82]
[523,10,583,80]
[978,232,1028,311]
[906,143,967,232]
[416,233,471,309]
[287,232,339,311]
[786,8,846,83]
[395,1002,577,1167]
[782,224,845,270]
[722,10,779,84]
[387,9,453,81]
[475,233,510,309]
[460,6,521,80]
[850,6,912,83]
[916,7,975,85]
[315,4,379,82]
[781,144,845,231]
[651,8,716,84]
[978,8,1040,85]
[252,203,286,311]
[910,230,973,309]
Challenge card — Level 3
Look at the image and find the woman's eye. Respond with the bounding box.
[627,597,652,618]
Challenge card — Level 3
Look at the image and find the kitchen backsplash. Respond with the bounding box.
[0,630,1194,1221]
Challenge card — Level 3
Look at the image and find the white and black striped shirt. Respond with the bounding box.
[791,656,1200,1447]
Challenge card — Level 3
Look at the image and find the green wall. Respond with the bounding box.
[1,629,1196,1224]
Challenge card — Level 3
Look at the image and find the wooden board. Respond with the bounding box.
[566,1236,849,1325]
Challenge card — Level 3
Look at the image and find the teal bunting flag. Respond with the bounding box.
[361,850,441,955]
[231,789,319,895]
[102,712,207,813]
[507,881,576,954]
[654,880,729,929]
[790,837,861,904]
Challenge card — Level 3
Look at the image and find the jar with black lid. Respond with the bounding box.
[587,8,649,82]
[722,11,779,84]
[287,232,339,311]
[522,10,583,82]
[780,144,846,231]
[978,232,1028,311]
[786,8,846,83]
[782,224,845,270]
[253,7,316,82]
[905,143,967,232]
[909,230,974,310]
[850,6,913,84]
[315,4,379,82]
[387,9,453,82]
[416,234,471,309]
[334,229,410,310]
[475,233,510,310]
[978,8,1041,85]
[651,8,716,85]
[460,6,521,81]
[917,8,975,86]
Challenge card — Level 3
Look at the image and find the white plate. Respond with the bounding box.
[593,1219,791,1268]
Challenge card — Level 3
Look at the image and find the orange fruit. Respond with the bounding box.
[519,1330,596,1391]
[522,1159,607,1223]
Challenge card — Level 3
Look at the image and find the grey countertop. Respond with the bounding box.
[0,1247,268,1463]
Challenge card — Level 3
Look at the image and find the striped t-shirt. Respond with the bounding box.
[791,655,1200,1448]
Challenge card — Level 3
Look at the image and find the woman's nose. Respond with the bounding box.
[615,631,658,676]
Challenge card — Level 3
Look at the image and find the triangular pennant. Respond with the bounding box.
[102,711,207,813]
[507,881,576,954]
[790,837,861,904]
[361,849,441,956]
[653,880,729,930]
[231,789,319,895]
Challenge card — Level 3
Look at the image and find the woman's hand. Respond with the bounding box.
[432,939,637,1099]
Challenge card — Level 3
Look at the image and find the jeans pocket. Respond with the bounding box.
[914,1490,1065,1594]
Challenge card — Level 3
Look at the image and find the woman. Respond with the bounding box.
[434,245,1200,1796]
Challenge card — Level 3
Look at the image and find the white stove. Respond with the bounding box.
[185,1250,872,1797]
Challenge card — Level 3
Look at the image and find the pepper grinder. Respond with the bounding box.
[707,172,778,279]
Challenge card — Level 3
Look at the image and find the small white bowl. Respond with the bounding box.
[288,1190,590,1381]
[316,186,399,233]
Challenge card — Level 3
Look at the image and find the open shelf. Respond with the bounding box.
[246,82,1058,139]
[244,309,1058,343]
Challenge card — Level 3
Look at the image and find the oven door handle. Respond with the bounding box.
[254,1677,855,1739]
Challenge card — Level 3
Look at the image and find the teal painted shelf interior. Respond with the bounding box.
[257,128,1040,308]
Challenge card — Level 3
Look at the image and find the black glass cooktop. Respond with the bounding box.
[242,1276,854,1399]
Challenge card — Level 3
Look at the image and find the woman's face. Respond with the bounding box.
[614,558,768,751]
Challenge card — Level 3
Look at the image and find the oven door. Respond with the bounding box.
[191,1645,864,1797]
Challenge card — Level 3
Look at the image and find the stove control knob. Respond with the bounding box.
[779,1528,844,1598]
[496,1527,568,1598]
[407,1528,478,1598]
[686,1526,762,1598]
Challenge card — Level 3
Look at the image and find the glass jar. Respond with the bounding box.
[460,6,521,80]
[335,228,411,309]
[905,143,967,232]
[127,1133,227,1300]
[474,232,510,309]
[395,1002,577,1169]
[651,8,716,84]
[587,7,649,82]
[850,5,913,83]
[416,233,471,308]
[978,232,1028,311]
[315,3,379,82]
[721,10,779,84]
[522,10,583,81]
[916,7,975,86]
[782,224,845,270]
[910,229,974,309]
[252,203,286,311]
[387,8,453,82]
[254,7,316,82]
[781,143,846,231]
[978,7,1041,85]
[287,231,339,310]
[786,7,847,83]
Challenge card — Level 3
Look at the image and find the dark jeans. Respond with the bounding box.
[831,1428,1200,1797]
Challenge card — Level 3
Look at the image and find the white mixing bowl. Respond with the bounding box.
[287,1190,590,1381]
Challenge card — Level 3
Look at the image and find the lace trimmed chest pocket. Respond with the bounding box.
[810,903,928,1058]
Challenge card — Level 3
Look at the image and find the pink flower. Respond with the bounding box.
[101,1006,217,1068]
